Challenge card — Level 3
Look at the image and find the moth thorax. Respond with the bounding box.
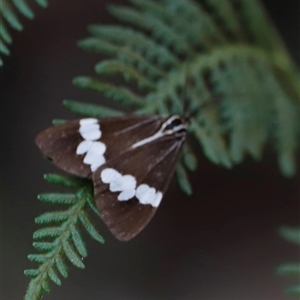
[162,115,187,136]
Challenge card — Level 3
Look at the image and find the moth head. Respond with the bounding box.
[162,115,188,136]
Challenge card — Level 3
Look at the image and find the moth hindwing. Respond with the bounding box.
[36,115,188,241]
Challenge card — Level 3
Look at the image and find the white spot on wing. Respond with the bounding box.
[90,156,106,172]
[79,124,101,140]
[79,123,99,132]
[110,174,136,192]
[77,119,106,171]
[76,140,93,155]
[88,141,106,155]
[100,168,137,201]
[135,184,162,207]
[153,191,163,207]
[118,189,136,201]
[120,175,136,190]
[100,168,163,206]
[83,142,106,170]
[101,168,121,183]
[135,184,154,204]
[80,118,98,126]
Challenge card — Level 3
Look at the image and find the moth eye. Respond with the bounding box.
[163,118,184,132]
[170,118,183,127]
[164,124,173,131]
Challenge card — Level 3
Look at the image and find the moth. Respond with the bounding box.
[36,114,188,241]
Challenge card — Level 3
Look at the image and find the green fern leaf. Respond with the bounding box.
[38,193,77,205]
[70,225,88,258]
[176,162,193,195]
[43,173,87,188]
[277,264,300,277]
[95,60,157,90]
[25,178,104,300]
[35,0,48,8]
[12,0,34,19]
[279,227,300,245]
[63,99,123,118]
[32,242,55,252]
[0,40,10,56]
[182,144,197,172]
[33,227,61,239]
[52,119,66,125]
[277,226,300,297]
[108,4,193,55]
[27,254,48,264]
[62,241,85,269]
[35,211,69,224]
[47,267,62,286]
[0,22,12,43]
[72,0,299,185]
[88,25,179,68]
[285,285,300,297]
[24,269,39,278]
[2,0,23,31]
[73,76,145,108]
[0,0,48,66]
[55,256,68,278]
[79,212,105,244]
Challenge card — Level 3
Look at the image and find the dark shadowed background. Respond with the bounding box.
[1,0,299,299]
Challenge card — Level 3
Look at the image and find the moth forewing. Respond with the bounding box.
[35,114,188,241]
[35,115,168,178]
[35,120,93,178]
[92,134,186,241]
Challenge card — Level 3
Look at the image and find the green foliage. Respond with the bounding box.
[24,174,104,300]
[279,226,300,246]
[277,226,300,297]
[72,0,299,185]
[63,99,124,118]
[0,0,48,66]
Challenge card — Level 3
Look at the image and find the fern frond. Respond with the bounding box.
[0,0,48,66]
[25,176,104,300]
[73,76,145,108]
[95,60,157,90]
[182,143,198,172]
[43,173,88,188]
[38,193,77,205]
[88,25,179,68]
[32,242,55,251]
[35,211,69,224]
[78,37,166,80]
[108,4,194,55]
[79,212,105,243]
[70,0,299,190]
[70,224,88,257]
[176,162,193,195]
[63,99,124,118]
[277,264,300,277]
[279,226,300,246]
[277,226,300,297]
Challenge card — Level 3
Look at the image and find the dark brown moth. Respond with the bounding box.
[36,115,188,241]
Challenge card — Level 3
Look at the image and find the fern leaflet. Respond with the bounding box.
[24,174,104,300]
[277,226,300,297]
[70,0,299,185]
[0,0,48,66]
